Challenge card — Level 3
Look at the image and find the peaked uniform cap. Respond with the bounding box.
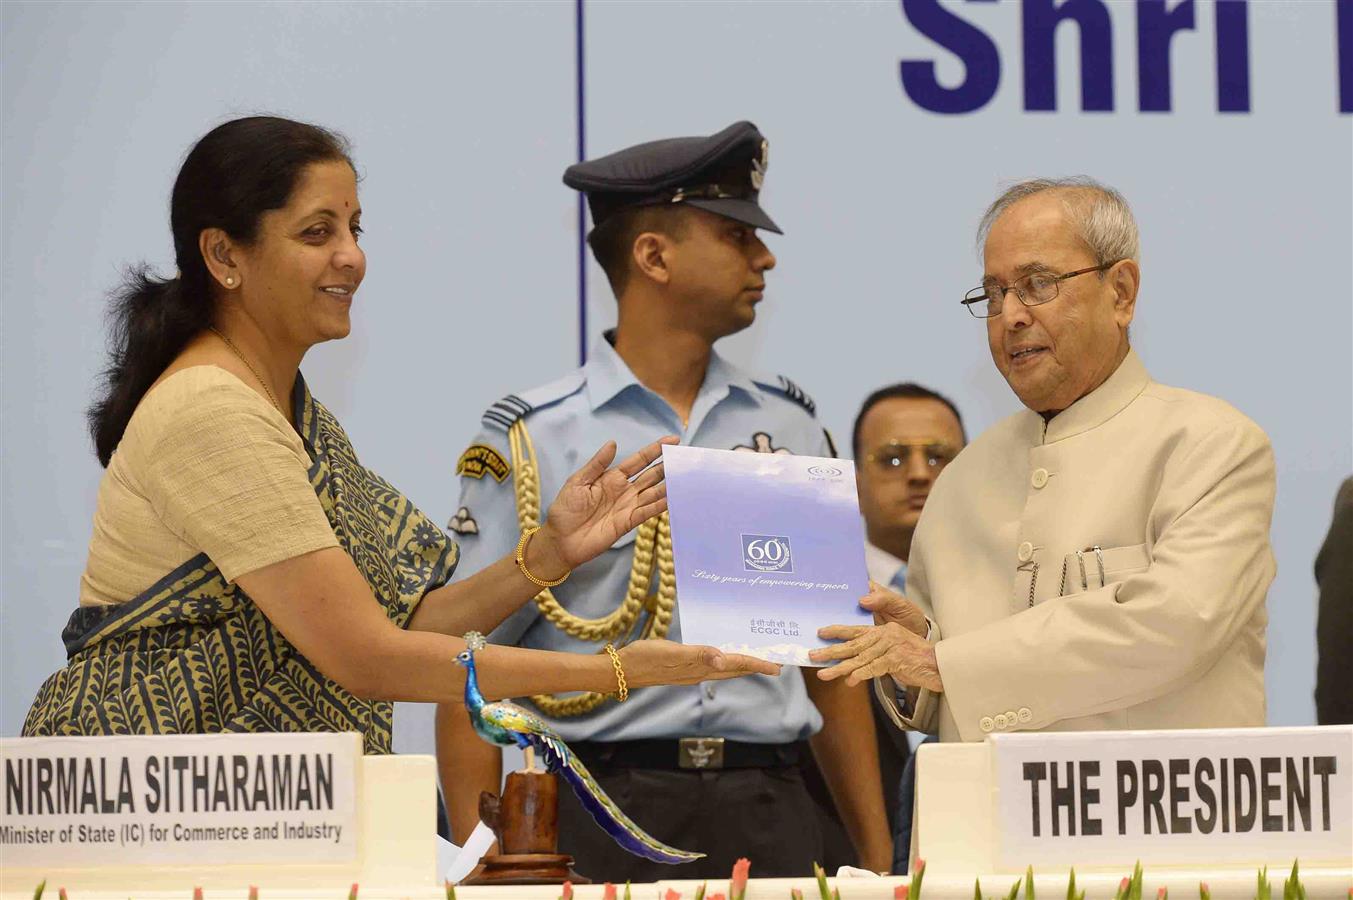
[563,121,781,234]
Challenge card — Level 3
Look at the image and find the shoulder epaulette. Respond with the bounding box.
[481,394,531,432]
[480,371,586,433]
[752,373,818,417]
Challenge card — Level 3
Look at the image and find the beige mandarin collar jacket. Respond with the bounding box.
[876,349,1276,743]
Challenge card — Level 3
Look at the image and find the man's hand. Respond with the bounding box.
[860,581,928,636]
[808,622,943,692]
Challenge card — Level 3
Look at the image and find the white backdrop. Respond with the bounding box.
[3,1,1349,755]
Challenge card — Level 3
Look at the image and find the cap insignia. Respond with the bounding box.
[750,139,768,191]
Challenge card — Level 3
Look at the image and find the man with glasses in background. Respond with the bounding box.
[851,383,964,871]
[813,178,1275,757]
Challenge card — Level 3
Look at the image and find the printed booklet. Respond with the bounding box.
[661,444,872,665]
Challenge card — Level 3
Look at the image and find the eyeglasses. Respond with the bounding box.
[864,440,959,474]
[961,262,1120,319]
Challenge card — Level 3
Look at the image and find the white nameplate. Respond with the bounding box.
[1,732,359,867]
[992,726,1353,867]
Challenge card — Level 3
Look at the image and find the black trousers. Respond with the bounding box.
[556,760,826,883]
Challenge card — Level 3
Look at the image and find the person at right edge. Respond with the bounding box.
[1315,477,1353,725]
[436,122,891,881]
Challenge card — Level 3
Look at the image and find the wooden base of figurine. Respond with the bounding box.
[459,768,590,885]
[460,853,590,886]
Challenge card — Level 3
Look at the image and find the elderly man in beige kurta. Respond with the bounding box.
[811,178,1275,745]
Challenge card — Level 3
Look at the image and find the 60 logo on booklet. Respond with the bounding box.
[741,534,793,573]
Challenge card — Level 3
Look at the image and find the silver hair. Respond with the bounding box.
[977,177,1140,265]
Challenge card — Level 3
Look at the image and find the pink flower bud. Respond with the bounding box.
[249,888,259,900]
[348,883,359,900]
[1157,888,1168,900]
[193,888,204,900]
[664,890,682,900]
[560,882,573,900]
[603,884,618,900]
[731,857,751,896]
[895,886,910,899]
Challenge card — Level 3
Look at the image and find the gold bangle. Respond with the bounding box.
[515,526,570,588]
[604,642,628,702]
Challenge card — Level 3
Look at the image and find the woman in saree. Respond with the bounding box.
[23,116,777,753]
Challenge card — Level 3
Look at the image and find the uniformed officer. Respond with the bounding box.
[436,122,891,881]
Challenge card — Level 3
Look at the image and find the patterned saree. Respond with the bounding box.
[23,377,457,754]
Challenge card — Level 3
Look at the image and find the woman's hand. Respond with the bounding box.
[808,622,943,692]
[619,640,781,689]
[530,437,678,576]
[860,581,929,637]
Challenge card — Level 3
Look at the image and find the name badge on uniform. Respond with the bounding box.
[456,445,510,483]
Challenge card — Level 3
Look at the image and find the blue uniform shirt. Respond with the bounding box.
[448,334,832,743]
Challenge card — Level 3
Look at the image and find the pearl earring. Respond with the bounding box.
[225,276,235,287]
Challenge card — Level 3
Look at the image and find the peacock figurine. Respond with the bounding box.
[454,631,703,865]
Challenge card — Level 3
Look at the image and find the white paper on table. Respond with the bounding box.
[437,820,496,885]
[435,836,460,883]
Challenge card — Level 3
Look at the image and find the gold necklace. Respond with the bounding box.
[209,327,284,416]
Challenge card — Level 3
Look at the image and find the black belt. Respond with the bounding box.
[571,738,804,771]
